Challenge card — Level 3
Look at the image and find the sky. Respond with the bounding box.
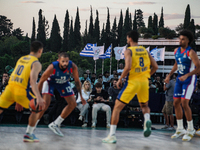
[0,0,200,38]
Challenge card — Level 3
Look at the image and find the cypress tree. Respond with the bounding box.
[188,19,196,50]
[74,7,81,48]
[148,16,153,29]
[117,10,123,45]
[31,17,36,42]
[159,7,164,28]
[184,4,191,29]
[136,9,145,28]
[120,8,131,46]
[129,13,132,30]
[111,17,118,47]
[100,23,106,45]
[105,7,111,48]
[94,10,100,43]
[68,18,75,51]
[88,6,93,37]
[153,13,158,35]
[50,15,62,52]
[133,10,137,31]
[37,9,46,46]
[62,10,70,52]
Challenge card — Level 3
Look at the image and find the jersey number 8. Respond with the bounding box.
[139,57,144,67]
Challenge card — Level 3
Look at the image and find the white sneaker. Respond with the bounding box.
[196,128,200,136]
[102,135,117,144]
[143,120,152,137]
[182,129,196,141]
[48,122,64,137]
[82,123,87,127]
[167,127,175,130]
[78,115,83,121]
[91,123,96,128]
[171,129,186,139]
[106,123,110,128]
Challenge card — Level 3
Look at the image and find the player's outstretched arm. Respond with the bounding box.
[179,49,200,82]
[72,63,86,105]
[38,64,54,92]
[148,52,158,76]
[30,61,45,110]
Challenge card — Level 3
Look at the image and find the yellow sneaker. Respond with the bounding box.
[171,129,186,139]
[182,129,196,142]
[195,128,200,136]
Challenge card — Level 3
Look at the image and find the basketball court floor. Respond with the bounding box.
[0,125,200,150]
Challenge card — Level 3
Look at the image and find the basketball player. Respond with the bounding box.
[102,30,158,143]
[164,30,200,141]
[36,52,86,137]
[0,41,45,142]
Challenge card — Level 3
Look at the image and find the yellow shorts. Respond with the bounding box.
[0,85,35,109]
[117,79,149,104]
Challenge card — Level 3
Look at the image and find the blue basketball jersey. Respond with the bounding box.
[175,46,195,76]
[48,60,73,84]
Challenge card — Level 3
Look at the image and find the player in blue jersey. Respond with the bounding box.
[165,30,200,141]
[37,52,86,136]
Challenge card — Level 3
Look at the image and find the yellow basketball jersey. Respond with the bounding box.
[9,55,38,89]
[128,46,151,80]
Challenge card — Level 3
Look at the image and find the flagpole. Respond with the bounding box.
[110,44,112,75]
[102,43,105,75]
[95,43,97,74]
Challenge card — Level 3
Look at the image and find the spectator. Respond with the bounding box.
[91,73,96,89]
[108,79,121,106]
[154,75,163,93]
[113,74,119,80]
[103,71,111,90]
[94,75,104,89]
[117,63,124,74]
[90,82,111,128]
[0,72,9,94]
[109,70,117,79]
[80,72,91,84]
[76,80,91,127]
[161,74,176,130]
[5,65,14,75]
[149,79,156,88]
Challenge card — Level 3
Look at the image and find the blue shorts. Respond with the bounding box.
[42,81,74,97]
[173,75,197,100]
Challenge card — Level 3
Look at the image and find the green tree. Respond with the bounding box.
[105,7,111,48]
[0,54,15,74]
[129,13,132,30]
[159,7,164,28]
[88,6,93,37]
[188,19,196,50]
[110,17,118,47]
[184,4,191,29]
[136,9,145,28]
[148,16,153,29]
[117,10,123,44]
[62,10,70,52]
[50,15,62,52]
[12,28,24,40]
[94,10,100,43]
[153,13,158,35]
[120,8,131,46]
[68,18,75,51]
[100,23,106,45]
[175,23,183,32]
[133,10,137,31]
[74,7,81,50]
[0,15,13,40]
[31,17,36,42]
[37,9,46,46]
[159,27,176,39]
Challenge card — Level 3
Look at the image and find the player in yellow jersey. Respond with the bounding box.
[0,41,45,142]
[102,30,158,143]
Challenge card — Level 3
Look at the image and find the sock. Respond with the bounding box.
[34,120,40,128]
[109,125,117,136]
[54,116,64,126]
[144,113,150,122]
[26,125,35,134]
[177,119,184,130]
[187,120,194,131]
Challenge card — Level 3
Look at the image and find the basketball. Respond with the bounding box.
[29,98,42,113]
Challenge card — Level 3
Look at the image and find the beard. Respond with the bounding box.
[60,65,67,71]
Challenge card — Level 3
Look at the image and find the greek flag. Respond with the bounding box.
[99,44,112,59]
[150,47,165,61]
[80,43,97,57]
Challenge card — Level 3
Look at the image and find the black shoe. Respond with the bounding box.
[43,114,50,125]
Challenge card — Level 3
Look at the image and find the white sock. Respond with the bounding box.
[109,125,117,136]
[26,125,35,134]
[144,113,150,122]
[54,116,64,126]
[187,120,194,131]
[177,119,184,130]
[34,120,40,129]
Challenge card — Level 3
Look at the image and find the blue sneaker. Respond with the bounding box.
[23,133,39,142]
